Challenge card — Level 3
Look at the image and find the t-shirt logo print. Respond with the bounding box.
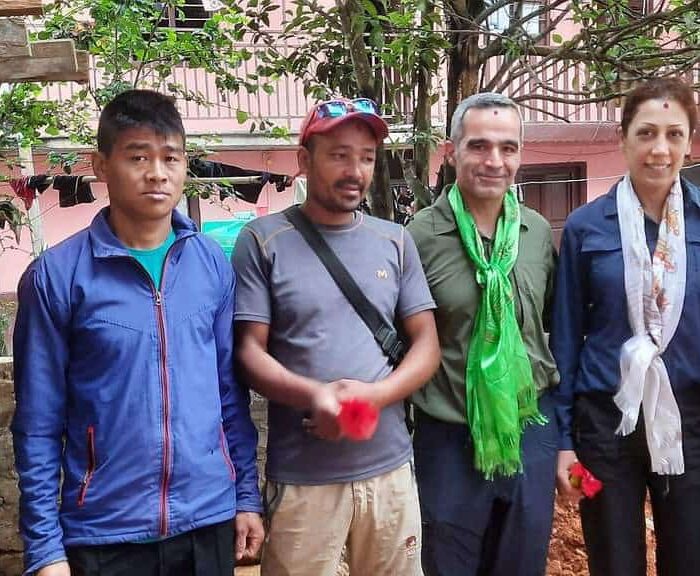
[376,269,389,280]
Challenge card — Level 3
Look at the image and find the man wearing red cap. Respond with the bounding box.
[233,98,440,575]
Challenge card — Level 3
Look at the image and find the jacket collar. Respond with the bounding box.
[431,185,530,235]
[89,207,198,259]
[602,176,700,218]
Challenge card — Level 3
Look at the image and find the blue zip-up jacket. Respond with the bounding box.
[12,208,262,574]
[551,177,700,450]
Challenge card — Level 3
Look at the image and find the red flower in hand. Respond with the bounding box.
[337,399,379,441]
[570,462,603,498]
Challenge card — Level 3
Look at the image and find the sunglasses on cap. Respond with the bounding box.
[315,98,381,119]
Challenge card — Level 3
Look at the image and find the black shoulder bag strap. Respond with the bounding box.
[284,206,405,366]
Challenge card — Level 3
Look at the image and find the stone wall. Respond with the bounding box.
[0,358,22,576]
[0,361,269,576]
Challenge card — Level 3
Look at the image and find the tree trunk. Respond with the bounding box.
[412,65,432,210]
[412,3,434,212]
[439,0,483,191]
[336,0,393,221]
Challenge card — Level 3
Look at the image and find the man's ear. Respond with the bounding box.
[444,140,456,167]
[92,151,107,182]
[297,146,311,175]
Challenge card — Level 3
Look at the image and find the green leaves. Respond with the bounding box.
[0,84,66,152]
[236,109,249,123]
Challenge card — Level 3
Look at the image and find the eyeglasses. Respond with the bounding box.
[315,98,381,119]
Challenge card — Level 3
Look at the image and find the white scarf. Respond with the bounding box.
[616,175,685,475]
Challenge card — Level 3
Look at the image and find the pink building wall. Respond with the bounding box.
[2,0,699,295]
[0,149,298,294]
[5,135,699,295]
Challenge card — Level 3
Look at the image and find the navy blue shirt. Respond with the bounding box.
[551,178,700,449]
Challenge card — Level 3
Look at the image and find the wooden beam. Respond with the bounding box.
[39,50,90,83]
[28,39,78,61]
[0,40,79,83]
[0,19,30,58]
[0,0,50,17]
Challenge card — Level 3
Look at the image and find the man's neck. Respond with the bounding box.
[109,211,173,249]
[460,192,504,239]
[300,201,355,227]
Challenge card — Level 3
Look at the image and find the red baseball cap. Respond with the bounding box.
[299,98,389,147]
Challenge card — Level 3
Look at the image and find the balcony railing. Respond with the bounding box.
[41,46,700,136]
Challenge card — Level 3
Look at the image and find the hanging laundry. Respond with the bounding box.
[53,175,96,208]
[188,158,290,204]
[27,175,52,195]
[270,174,293,193]
[10,177,35,211]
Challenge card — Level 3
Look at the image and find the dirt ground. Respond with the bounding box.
[235,498,657,576]
[547,498,656,576]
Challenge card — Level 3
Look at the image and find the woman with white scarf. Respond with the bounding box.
[551,78,699,576]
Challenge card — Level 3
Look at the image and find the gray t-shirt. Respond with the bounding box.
[233,210,435,484]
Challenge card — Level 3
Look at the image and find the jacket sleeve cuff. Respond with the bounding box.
[235,497,264,515]
[559,434,575,451]
[25,552,67,576]
[236,504,265,515]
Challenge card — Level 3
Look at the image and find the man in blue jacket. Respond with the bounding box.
[12,90,263,576]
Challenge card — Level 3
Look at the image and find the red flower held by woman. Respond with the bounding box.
[337,399,379,441]
[569,462,603,498]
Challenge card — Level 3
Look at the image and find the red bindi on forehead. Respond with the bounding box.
[493,110,499,115]
[663,101,670,109]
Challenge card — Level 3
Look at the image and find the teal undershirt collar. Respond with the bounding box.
[128,229,176,290]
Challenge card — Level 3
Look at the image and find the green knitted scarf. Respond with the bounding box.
[448,184,546,478]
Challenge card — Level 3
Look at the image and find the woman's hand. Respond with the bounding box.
[556,449,582,500]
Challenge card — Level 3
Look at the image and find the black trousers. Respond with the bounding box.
[66,521,234,576]
[575,391,700,576]
[414,393,558,576]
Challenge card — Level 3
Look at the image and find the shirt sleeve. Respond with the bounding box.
[12,264,69,574]
[550,219,586,451]
[543,229,558,335]
[232,226,272,324]
[215,259,262,514]
[397,227,436,319]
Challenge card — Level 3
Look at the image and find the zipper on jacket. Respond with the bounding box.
[78,425,96,507]
[124,244,178,537]
[219,425,236,480]
[155,287,172,536]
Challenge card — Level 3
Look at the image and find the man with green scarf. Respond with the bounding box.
[407,93,560,576]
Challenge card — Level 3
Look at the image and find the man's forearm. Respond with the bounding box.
[237,340,321,411]
[373,311,440,408]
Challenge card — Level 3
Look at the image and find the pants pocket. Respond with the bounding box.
[263,480,287,527]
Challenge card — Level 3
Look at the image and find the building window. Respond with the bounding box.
[487,2,545,38]
[158,1,221,30]
[628,0,649,15]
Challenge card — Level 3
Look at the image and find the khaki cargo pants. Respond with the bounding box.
[261,462,423,576]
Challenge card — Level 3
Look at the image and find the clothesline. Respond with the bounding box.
[36,175,275,185]
[7,158,295,212]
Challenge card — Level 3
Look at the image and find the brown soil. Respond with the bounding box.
[547,498,656,576]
